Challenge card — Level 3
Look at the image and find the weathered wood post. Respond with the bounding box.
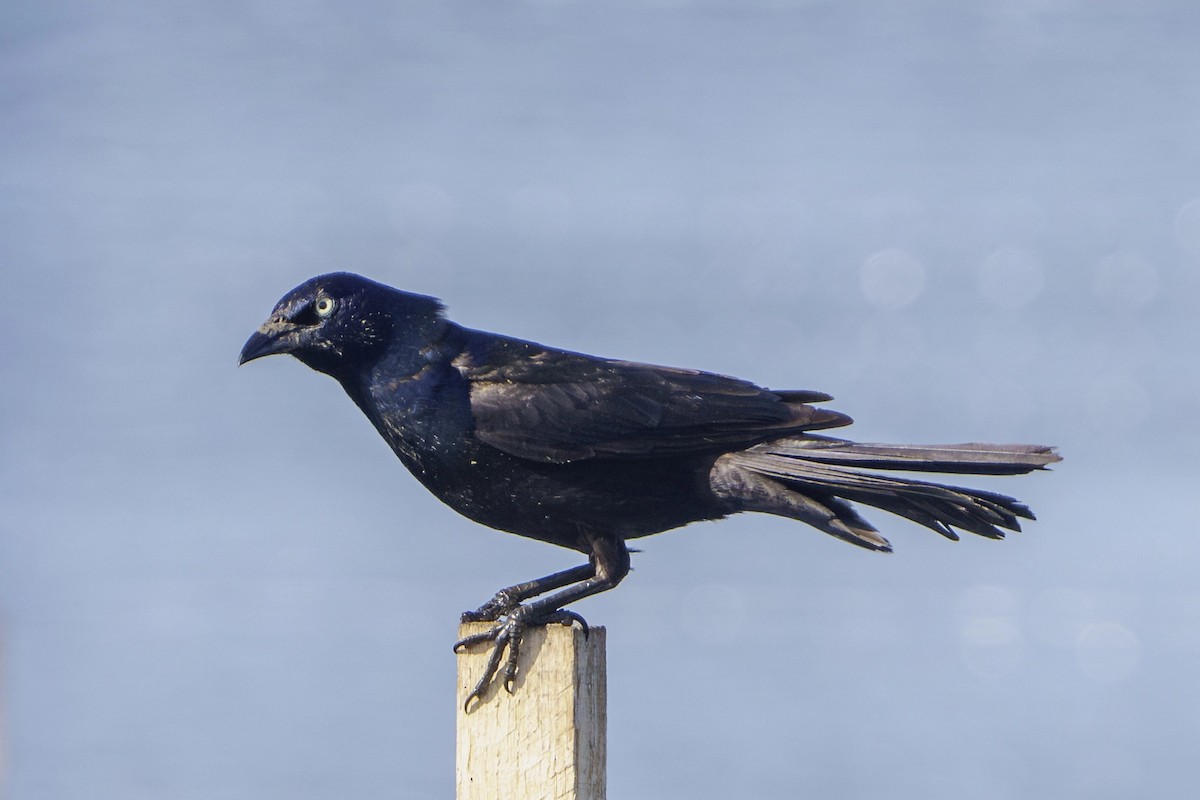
[455,621,607,800]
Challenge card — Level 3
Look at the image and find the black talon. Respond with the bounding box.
[453,625,499,653]
[555,609,589,637]
[462,629,510,712]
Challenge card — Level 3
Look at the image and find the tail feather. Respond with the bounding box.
[710,438,1059,550]
[765,436,1060,475]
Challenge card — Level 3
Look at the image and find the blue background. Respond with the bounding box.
[2,2,1198,797]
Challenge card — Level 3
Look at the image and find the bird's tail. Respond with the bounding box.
[711,436,1061,551]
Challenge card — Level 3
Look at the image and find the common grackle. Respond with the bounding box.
[240,272,1059,708]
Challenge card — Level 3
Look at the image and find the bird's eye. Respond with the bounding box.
[315,297,336,317]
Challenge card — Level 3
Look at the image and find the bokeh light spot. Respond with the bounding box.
[960,617,1024,679]
[859,248,925,309]
[957,585,1023,679]
[977,247,1044,308]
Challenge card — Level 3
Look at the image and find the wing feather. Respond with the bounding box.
[453,332,850,463]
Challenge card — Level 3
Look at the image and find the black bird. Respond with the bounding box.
[240,272,1059,707]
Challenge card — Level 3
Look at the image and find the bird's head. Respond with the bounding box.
[239,272,445,380]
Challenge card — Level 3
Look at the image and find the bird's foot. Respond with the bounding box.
[459,588,522,623]
[454,607,589,711]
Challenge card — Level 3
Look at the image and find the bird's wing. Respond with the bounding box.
[453,334,851,464]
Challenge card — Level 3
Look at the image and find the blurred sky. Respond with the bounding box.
[2,1,1199,798]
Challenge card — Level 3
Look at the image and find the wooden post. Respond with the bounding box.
[456,621,606,800]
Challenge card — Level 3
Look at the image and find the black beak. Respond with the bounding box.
[239,320,298,365]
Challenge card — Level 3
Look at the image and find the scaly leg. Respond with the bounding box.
[460,563,596,623]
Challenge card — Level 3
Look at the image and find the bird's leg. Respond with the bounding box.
[455,538,630,711]
[460,563,596,623]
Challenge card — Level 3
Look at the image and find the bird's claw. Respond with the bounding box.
[455,606,589,712]
[542,608,589,638]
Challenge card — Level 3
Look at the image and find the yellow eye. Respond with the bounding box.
[315,297,335,317]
